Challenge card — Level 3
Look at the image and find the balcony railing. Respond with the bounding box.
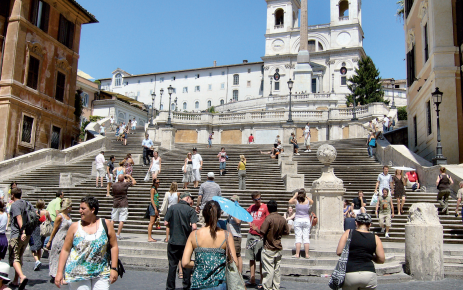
[339,16,349,21]
[274,24,284,29]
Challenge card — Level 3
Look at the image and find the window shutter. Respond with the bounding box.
[58,14,66,44]
[30,0,38,24]
[41,1,50,33]
[67,21,74,49]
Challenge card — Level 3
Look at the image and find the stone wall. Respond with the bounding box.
[175,130,198,143]
[221,130,242,144]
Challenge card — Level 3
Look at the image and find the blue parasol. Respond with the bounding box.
[212,196,253,222]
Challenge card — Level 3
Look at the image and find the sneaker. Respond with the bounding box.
[116,234,121,240]
[34,260,41,271]
[304,150,310,152]
[385,232,390,238]
[295,153,300,155]
[381,227,385,233]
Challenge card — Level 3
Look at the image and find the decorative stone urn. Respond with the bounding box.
[311,144,346,239]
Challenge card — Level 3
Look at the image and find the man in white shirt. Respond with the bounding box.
[95,151,106,188]
[142,134,154,166]
[99,125,105,136]
[383,115,390,133]
[192,147,203,188]
[109,116,115,131]
[132,118,137,131]
[302,122,311,152]
[375,165,393,197]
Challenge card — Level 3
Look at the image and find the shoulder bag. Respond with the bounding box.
[310,212,318,227]
[101,218,125,278]
[225,227,246,290]
[40,219,53,237]
[328,229,353,290]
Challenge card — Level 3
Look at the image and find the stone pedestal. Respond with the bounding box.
[284,173,304,192]
[159,127,176,150]
[281,144,293,159]
[60,173,91,188]
[405,203,444,281]
[131,154,142,165]
[91,161,97,177]
[311,144,346,240]
[146,128,156,143]
[348,122,367,138]
[278,154,291,166]
[293,51,313,93]
[280,160,298,178]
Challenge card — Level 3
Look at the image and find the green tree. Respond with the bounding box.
[396,0,404,19]
[346,56,387,106]
[397,106,407,120]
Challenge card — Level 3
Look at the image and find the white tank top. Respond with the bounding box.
[152,157,160,171]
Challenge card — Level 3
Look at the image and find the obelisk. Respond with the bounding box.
[293,0,313,93]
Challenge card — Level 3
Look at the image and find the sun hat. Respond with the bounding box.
[231,195,240,202]
[0,262,11,282]
[207,172,215,178]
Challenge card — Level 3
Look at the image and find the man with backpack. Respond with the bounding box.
[9,188,35,289]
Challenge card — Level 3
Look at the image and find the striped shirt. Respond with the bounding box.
[198,181,222,210]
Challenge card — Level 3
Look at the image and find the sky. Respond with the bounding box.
[77,0,406,81]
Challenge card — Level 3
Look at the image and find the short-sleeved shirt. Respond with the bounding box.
[352,197,365,210]
[10,199,27,239]
[259,212,290,251]
[406,172,418,183]
[247,203,270,236]
[142,139,153,148]
[457,188,463,200]
[249,136,254,143]
[100,127,105,133]
[95,154,105,169]
[227,216,242,238]
[165,200,198,246]
[132,120,137,126]
[192,153,203,170]
[218,152,227,163]
[304,125,311,138]
[112,182,132,208]
[198,181,222,210]
[107,161,114,174]
[110,118,114,124]
[208,134,213,141]
[377,173,392,190]
[46,197,62,221]
[378,196,392,214]
[383,117,390,127]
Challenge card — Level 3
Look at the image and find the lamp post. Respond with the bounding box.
[391,78,396,109]
[351,83,358,121]
[166,85,174,127]
[149,91,156,127]
[431,87,447,165]
[270,78,273,96]
[287,78,294,123]
[159,88,164,113]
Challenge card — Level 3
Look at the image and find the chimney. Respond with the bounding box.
[214,60,217,67]
[243,60,248,63]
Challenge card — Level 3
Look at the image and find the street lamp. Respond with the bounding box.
[351,83,358,121]
[149,91,156,127]
[391,78,396,109]
[270,78,273,96]
[431,87,447,165]
[166,85,174,127]
[159,88,164,113]
[287,78,294,123]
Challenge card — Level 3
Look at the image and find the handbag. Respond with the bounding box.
[370,193,379,206]
[225,227,246,290]
[40,219,53,237]
[143,205,151,219]
[144,170,150,182]
[101,218,126,278]
[310,212,318,227]
[328,229,353,290]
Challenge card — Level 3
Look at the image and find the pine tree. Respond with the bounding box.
[346,56,387,106]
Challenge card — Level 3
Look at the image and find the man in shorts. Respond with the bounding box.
[111,174,136,239]
[131,117,137,131]
[375,166,393,197]
[106,155,115,197]
[207,132,214,148]
[302,122,311,152]
[95,151,105,188]
[192,148,203,188]
[227,195,243,274]
[290,133,300,155]
[246,192,269,287]
[406,170,420,191]
[375,188,394,238]
[109,116,115,131]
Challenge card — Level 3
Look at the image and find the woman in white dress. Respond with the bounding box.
[150,151,162,180]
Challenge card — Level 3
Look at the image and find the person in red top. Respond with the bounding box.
[406,170,420,191]
[245,192,269,287]
[248,134,255,144]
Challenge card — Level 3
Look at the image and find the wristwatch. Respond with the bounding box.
[110,267,117,271]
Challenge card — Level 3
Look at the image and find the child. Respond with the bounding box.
[217,147,228,176]
[0,262,12,289]
[115,126,120,141]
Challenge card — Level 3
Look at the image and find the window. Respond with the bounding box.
[312,79,317,93]
[172,88,176,94]
[185,75,188,79]
[171,103,175,111]
[341,76,347,86]
[137,80,140,84]
[160,77,164,82]
[406,46,416,86]
[221,83,225,89]
[27,56,40,90]
[55,72,66,102]
[233,74,239,85]
[30,0,50,32]
[172,76,176,81]
[209,72,212,77]
[195,74,200,78]
[233,90,239,101]
[160,104,164,110]
[183,102,187,110]
[339,0,349,18]
[151,78,153,82]
[220,99,224,105]
[275,9,284,26]
[318,42,324,51]
[195,86,200,92]
[308,40,316,52]
[208,84,212,90]
[195,101,199,109]
[150,89,153,95]
[81,92,89,107]
[183,87,188,93]
[424,23,429,63]
[405,0,414,19]
[413,115,417,147]
[426,101,432,135]
[247,81,251,87]
[395,84,400,89]
[222,71,225,76]
[207,100,212,108]
[248,69,251,73]
[58,14,74,49]
[21,115,34,144]
[274,82,280,91]
[50,126,61,149]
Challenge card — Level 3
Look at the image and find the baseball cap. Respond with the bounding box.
[180,192,192,199]
[207,172,215,178]
[231,195,240,202]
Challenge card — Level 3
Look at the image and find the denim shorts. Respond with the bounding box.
[148,204,159,216]
[220,162,226,170]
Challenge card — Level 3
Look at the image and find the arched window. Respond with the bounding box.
[195,101,199,109]
[318,42,324,51]
[207,100,212,108]
[115,73,122,87]
[220,99,224,106]
[275,9,284,26]
[160,104,164,110]
[183,102,187,110]
[233,74,239,85]
[308,40,316,52]
[339,0,349,18]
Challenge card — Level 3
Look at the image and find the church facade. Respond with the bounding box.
[99,0,365,112]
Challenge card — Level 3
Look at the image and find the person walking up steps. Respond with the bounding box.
[106,156,115,197]
[436,167,454,215]
[217,147,228,176]
[237,155,247,190]
[148,179,161,242]
[192,148,203,189]
[111,174,136,240]
[182,153,194,189]
[95,151,105,188]
[142,134,154,167]
[195,173,221,227]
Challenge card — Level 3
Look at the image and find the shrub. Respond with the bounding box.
[397,106,407,120]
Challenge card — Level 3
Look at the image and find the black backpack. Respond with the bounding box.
[22,201,40,235]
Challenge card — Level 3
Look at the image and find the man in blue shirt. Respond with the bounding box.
[142,134,154,166]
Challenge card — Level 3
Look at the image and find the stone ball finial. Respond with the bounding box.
[316,144,337,166]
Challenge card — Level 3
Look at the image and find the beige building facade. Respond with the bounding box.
[0,0,96,161]
[404,0,463,164]
[76,74,98,125]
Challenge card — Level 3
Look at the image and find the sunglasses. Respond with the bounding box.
[253,198,261,201]
[155,182,160,184]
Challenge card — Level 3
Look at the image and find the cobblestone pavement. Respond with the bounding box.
[9,262,463,289]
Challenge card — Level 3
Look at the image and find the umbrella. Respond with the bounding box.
[392,166,415,172]
[212,196,253,222]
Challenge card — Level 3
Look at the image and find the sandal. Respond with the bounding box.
[245,282,257,287]
[178,273,183,279]
[292,254,300,258]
